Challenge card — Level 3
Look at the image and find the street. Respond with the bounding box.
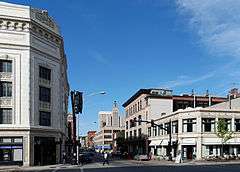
[15,164,240,172]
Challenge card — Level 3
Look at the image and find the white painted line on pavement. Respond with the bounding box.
[80,167,84,172]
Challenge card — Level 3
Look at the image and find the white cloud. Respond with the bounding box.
[88,50,109,65]
[176,0,240,59]
[159,72,215,89]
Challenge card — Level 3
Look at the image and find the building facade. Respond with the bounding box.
[148,98,240,160]
[94,101,125,151]
[0,2,69,166]
[123,88,226,156]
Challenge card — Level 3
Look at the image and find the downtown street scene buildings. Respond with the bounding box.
[94,101,125,152]
[0,2,69,166]
[1,1,240,172]
[123,88,226,157]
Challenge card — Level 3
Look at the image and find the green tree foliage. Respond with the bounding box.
[216,119,233,156]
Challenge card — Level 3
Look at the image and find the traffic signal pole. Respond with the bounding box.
[70,91,77,164]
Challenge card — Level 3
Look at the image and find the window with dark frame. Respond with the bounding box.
[153,126,157,136]
[172,121,178,134]
[202,118,215,132]
[0,108,12,124]
[158,124,163,135]
[148,127,151,137]
[0,82,12,97]
[134,130,137,137]
[138,128,142,137]
[138,115,142,125]
[39,111,51,126]
[235,119,240,132]
[165,122,171,134]
[0,60,12,73]
[39,66,51,80]
[183,118,196,132]
[39,86,51,102]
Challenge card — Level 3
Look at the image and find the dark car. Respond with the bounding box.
[79,152,94,164]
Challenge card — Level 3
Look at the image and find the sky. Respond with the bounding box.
[2,0,240,135]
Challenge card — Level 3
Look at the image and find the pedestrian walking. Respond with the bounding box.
[103,152,109,166]
[63,152,66,164]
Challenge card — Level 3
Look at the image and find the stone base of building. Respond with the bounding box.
[0,128,66,166]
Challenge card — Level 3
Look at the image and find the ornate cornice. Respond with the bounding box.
[0,18,29,31]
[0,17,62,46]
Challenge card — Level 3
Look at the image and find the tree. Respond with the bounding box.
[216,119,233,157]
[115,131,127,153]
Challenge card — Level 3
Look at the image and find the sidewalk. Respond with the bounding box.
[2,160,240,171]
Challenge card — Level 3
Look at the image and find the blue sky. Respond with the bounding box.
[2,0,240,135]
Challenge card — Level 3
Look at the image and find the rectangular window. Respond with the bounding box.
[202,118,215,132]
[126,121,128,129]
[0,108,12,124]
[235,119,240,132]
[104,135,112,139]
[138,128,142,136]
[138,115,142,125]
[183,118,196,132]
[0,60,12,72]
[39,111,51,126]
[148,127,151,137]
[126,132,128,138]
[130,131,132,139]
[172,121,178,134]
[39,86,51,102]
[165,122,171,134]
[134,130,137,138]
[133,117,137,127]
[39,66,51,80]
[153,126,157,136]
[0,82,12,97]
[158,124,163,135]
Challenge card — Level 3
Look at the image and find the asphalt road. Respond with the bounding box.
[20,164,240,172]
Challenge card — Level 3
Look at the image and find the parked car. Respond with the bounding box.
[79,152,94,163]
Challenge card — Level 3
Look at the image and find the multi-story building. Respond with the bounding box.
[123,88,226,156]
[87,131,96,148]
[148,97,240,160]
[0,2,69,166]
[94,101,125,151]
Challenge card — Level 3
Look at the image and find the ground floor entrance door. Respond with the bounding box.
[182,145,195,160]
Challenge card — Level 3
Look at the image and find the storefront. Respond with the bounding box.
[34,137,56,166]
[0,137,23,165]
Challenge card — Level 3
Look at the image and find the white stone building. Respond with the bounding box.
[0,2,69,166]
[149,98,240,160]
[123,88,226,156]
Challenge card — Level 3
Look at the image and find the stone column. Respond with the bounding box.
[232,117,235,132]
[23,134,31,166]
[196,138,202,160]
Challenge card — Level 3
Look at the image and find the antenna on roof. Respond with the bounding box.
[191,89,194,96]
[206,89,209,97]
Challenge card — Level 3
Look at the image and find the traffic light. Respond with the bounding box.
[74,91,83,114]
[151,120,155,127]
